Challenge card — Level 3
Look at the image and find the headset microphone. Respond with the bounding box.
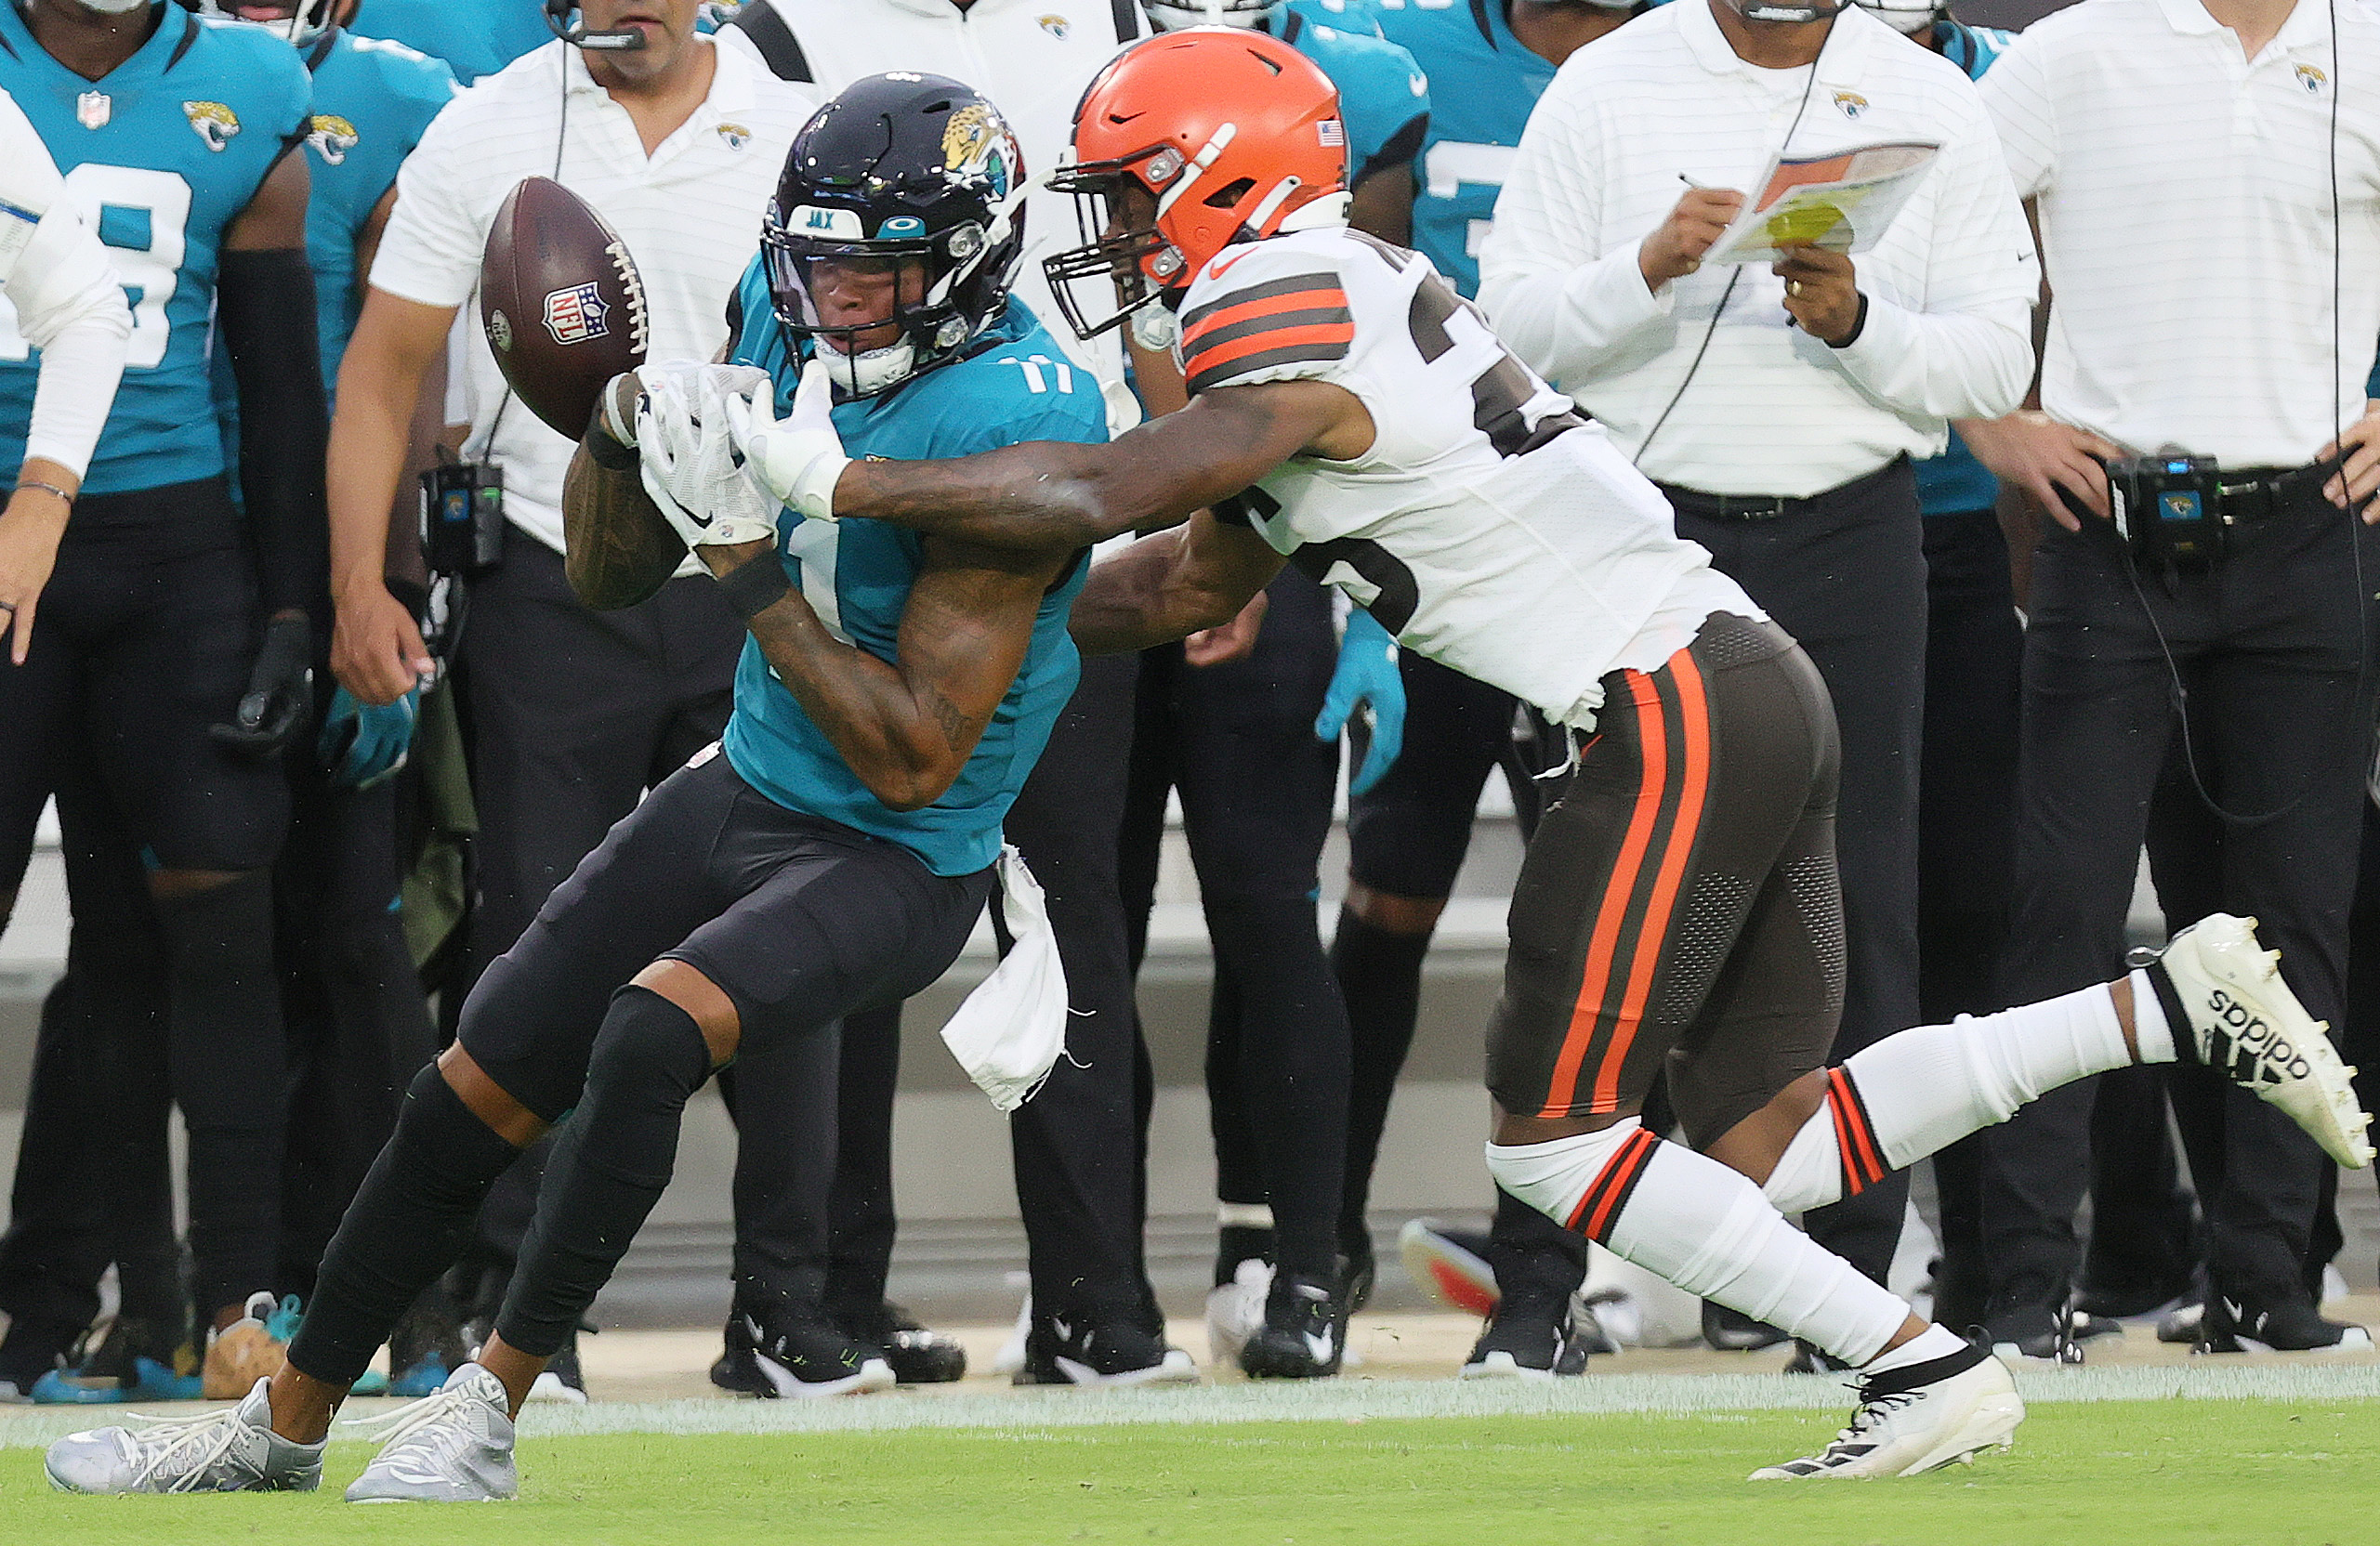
[544,0,651,51]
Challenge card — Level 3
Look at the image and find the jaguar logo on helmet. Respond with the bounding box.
[308,114,360,166]
[941,102,1019,201]
[183,100,241,153]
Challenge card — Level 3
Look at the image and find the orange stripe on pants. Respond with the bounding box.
[1538,674,1668,1117]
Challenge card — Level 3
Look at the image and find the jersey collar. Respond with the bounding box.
[2153,0,2333,57]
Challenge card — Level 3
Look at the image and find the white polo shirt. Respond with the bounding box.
[717,0,1148,433]
[1982,0,2380,469]
[1478,0,2034,497]
[370,38,815,556]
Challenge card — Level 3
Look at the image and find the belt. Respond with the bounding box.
[1656,457,1908,523]
[2203,463,2332,525]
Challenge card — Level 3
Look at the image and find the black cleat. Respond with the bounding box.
[733,1309,894,1398]
[844,1303,966,1384]
[1240,1274,1345,1380]
[2196,1293,2373,1354]
[1703,1300,1791,1352]
[1983,1303,2084,1366]
[1015,1314,1196,1387]
[1460,1286,1588,1380]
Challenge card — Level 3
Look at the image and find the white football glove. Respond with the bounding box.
[632,363,782,548]
[723,359,850,524]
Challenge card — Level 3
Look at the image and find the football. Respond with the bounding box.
[480,176,651,438]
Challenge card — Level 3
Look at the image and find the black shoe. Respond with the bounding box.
[1240,1274,1344,1380]
[843,1302,966,1384]
[2075,1277,2195,1321]
[0,1314,82,1402]
[1782,1339,1853,1375]
[731,1309,896,1398]
[1015,1314,1197,1387]
[2196,1292,2374,1354]
[1982,1303,2083,1365]
[1460,1288,1587,1380]
[1703,1300,1790,1352]
[2069,1308,2124,1345]
[2157,1301,2203,1344]
[1570,1291,1621,1357]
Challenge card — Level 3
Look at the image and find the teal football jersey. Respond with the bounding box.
[721,269,1107,877]
[297,28,455,388]
[348,0,550,86]
[0,4,310,496]
[1374,0,1554,298]
[1283,0,1383,37]
[1912,20,2018,518]
[1275,8,1427,186]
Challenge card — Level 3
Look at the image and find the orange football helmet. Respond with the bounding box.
[1043,27,1348,341]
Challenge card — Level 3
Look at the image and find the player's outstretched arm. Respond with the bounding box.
[1069,511,1288,657]
[809,378,1361,553]
[700,535,1074,813]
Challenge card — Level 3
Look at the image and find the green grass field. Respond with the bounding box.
[5,1395,2377,1546]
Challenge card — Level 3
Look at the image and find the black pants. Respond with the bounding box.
[1913,508,2022,1327]
[1122,570,1353,1286]
[998,652,1155,1326]
[450,530,741,1299]
[1340,651,1585,1292]
[1667,460,1926,1283]
[1981,495,2377,1313]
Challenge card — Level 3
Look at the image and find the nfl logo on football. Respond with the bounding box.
[542,282,612,347]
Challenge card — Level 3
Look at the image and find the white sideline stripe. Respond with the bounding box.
[6,1366,2377,1448]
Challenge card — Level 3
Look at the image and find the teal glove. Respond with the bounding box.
[1314,608,1404,796]
[319,685,420,791]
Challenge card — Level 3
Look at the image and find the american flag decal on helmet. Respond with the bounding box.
[1318,120,1345,149]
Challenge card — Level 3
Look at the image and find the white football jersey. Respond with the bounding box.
[1179,227,1757,728]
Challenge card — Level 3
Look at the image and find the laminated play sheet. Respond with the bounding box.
[1705,141,1940,264]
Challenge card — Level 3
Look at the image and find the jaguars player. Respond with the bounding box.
[706,30,2373,1478]
[0,0,323,1401]
[45,74,1110,1499]
[205,0,460,1393]
[1122,0,1429,1380]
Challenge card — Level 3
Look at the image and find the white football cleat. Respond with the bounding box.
[1203,1257,1271,1369]
[1397,1218,1500,1318]
[2151,914,2376,1169]
[45,1378,323,1495]
[1751,1339,2023,1480]
[343,1363,519,1503]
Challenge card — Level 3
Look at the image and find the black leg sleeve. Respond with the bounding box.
[493,988,716,1359]
[824,1005,901,1326]
[1331,910,1430,1251]
[286,1063,521,1386]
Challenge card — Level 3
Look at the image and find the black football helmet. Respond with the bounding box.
[760,73,1028,398]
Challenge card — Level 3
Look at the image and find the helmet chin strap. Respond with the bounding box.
[77,0,152,15]
[821,338,918,397]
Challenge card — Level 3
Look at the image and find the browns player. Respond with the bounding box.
[706,29,2373,1477]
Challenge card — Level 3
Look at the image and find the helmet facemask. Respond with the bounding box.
[1142,0,1284,30]
[211,0,341,44]
[761,198,1021,398]
[1044,151,1186,342]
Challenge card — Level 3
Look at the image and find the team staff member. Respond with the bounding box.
[1478,0,2033,1301]
[1360,0,1639,1382]
[721,0,1191,1387]
[1960,0,2380,1356]
[321,0,811,1393]
[0,0,323,1400]
[1120,0,1426,1381]
[0,85,133,1406]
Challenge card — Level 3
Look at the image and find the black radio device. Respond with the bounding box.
[2106,452,2225,570]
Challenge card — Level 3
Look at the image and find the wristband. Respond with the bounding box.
[583,399,640,472]
[716,549,791,622]
[14,479,72,506]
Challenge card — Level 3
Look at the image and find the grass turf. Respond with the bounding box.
[6,1399,2377,1546]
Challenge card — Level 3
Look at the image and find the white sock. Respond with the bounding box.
[1489,1121,1913,1368]
[1761,981,2137,1215]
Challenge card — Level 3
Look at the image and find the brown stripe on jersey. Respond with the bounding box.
[1179,270,1345,332]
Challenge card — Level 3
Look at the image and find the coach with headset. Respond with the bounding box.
[1956,0,2380,1357]
[1477,0,2033,1331]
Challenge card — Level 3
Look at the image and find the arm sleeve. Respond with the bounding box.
[219,247,331,622]
[0,92,129,478]
[1474,74,1673,384]
[365,95,492,308]
[1822,105,2037,420]
[1977,33,2058,199]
